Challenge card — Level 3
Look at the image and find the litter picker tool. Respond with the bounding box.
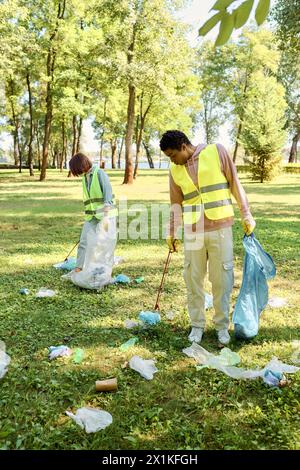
[64,240,80,262]
[154,249,172,311]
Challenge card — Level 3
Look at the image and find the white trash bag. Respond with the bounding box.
[129,355,158,380]
[0,341,11,379]
[63,219,117,290]
[66,407,113,433]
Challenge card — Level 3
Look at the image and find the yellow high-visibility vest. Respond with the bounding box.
[170,144,234,225]
[82,167,117,221]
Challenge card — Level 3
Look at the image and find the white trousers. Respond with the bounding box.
[183,226,234,331]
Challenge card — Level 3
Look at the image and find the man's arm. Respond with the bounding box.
[217,144,255,230]
[168,171,184,238]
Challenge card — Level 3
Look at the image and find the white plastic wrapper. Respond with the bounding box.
[129,355,158,380]
[183,343,300,380]
[36,288,56,298]
[63,218,117,290]
[0,341,11,379]
[66,407,113,433]
[268,297,288,308]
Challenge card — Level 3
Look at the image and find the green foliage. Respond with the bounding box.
[240,71,287,182]
[199,0,272,46]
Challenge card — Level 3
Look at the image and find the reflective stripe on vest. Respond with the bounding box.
[170,144,234,223]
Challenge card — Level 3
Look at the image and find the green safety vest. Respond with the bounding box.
[82,167,118,221]
[170,144,234,225]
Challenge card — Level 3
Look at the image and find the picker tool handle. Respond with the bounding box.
[154,249,172,311]
[64,240,80,261]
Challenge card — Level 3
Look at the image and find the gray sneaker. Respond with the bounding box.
[188,327,204,344]
[217,329,230,346]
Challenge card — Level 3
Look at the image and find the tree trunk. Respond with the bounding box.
[143,140,154,169]
[111,138,117,169]
[76,116,83,153]
[289,132,300,163]
[26,71,34,176]
[123,25,136,185]
[40,0,66,181]
[36,121,41,171]
[72,115,78,156]
[7,80,22,171]
[123,83,135,184]
[118,135,124,169]
[233,121,243,163]
[99,98,107,166]
[60,118,66,171]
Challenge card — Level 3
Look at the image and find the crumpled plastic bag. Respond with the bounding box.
[36,288,56,298]
[268,297,288,308]
[205,293,213,309]
[291,340,300,364]
[0,341,11,379]
[53,257,77,271]
[120,337,139,351]
[19,288,30,295]
[138,311,161,325]
[183,343,300,383]
[113,256,125,266]
[124,319,142,329]
[65,407,112,433]
[113,274,131,284]
[49,345,72,360]
[129,355,158,380]
[63,219,117,290]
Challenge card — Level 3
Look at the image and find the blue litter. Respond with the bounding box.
[53,257,77,271]
[263,369,284,387]
[139,311,161,325]
[113,274,131,284]
[233,234,276,340]
[19,288,30,295]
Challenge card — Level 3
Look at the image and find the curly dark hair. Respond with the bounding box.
[159,130,191,151]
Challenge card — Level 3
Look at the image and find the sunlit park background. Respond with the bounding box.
[0,0,300,451]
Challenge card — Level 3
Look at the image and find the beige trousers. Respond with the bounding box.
[183,226,234,331]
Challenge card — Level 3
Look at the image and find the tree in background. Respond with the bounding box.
[272,0,300,163]
[194,41,233,143]
[240,71,287,182]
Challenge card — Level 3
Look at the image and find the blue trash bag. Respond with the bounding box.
[233,234,276,340]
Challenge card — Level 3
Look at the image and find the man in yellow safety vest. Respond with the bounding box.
[160,130,255,346]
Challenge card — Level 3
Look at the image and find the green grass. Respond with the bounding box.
[0,169,299,450]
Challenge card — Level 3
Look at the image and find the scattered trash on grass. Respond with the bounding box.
[166,310,177,320]
[138,311,161,325]
[129,355,158,380]
[66,407,112,433]
[53,257,77,271]
[72,348,84,364]
[120,337,139,351]
[134,276,144,284]
[49,345,72,360]
[0,341,11,379]
[95,378,118,392]
[19,288,30,295]
[183,343,299,387]
[36,288,56,298]
[291,340,300,364]
[268,297,288,308]
[113,256,125,266]
[113,274,131,284]
[124,319,142,329]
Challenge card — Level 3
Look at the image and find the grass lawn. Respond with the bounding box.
[0,169,299,450]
